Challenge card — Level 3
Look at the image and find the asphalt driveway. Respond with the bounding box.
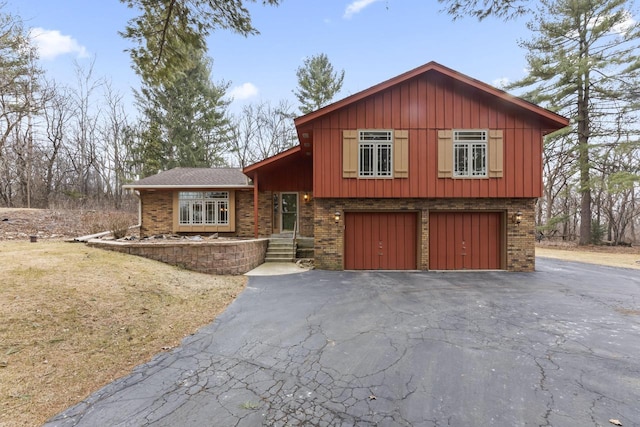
[46,258,640,426]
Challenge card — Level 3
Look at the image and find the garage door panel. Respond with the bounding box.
[429,212,502,270]
[345,212,417,270]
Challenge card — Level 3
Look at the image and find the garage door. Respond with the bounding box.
[429,212,502,270]
[345,212,417,270]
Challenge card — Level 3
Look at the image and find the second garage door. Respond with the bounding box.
[429,212,502,270]
[344,212,417,270]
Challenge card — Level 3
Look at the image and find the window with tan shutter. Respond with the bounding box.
[342,130,358,178]
[488,130,504,178]
[359,130,393,177]
[394,130,409,178]
[453,130,488,177]
[437,130,453,178]
[343,129,409,179]
[438,129,503,179]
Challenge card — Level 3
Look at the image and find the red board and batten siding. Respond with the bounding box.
[344,212,417,270]
[311,73,544,199]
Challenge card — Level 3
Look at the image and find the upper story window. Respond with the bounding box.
[453,130,487,177]
[359,130,393,177]
[178,191,229,225]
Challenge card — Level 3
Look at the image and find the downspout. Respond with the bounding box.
[136,190,142,228]
[253,173,259,238]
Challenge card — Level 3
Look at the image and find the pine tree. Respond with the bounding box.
[120,0,281,86]
[134,48,231,175]
[294,53,345,115]
[507,0,640,245]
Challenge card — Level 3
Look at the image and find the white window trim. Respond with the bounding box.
[358,129,393,178]
[178,191,230,226]
[453,129,488,178]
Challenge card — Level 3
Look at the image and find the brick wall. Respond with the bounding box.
[87,238,269,275]
[314,198,536,272]
[299,193,314,237]
[140,191,173,236]
[139,189,300,239]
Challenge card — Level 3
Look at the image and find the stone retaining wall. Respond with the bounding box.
[87,238,269,275]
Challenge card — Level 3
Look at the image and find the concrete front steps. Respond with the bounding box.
[265,238,296,262]
[265,236,315,262]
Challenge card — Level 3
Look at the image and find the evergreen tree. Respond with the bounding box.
[134,48,231,175]
[0,5,42,155]
[120,0,280,86]
[294,53,345,115]
[507,0,640,244]
[438,0,529,20]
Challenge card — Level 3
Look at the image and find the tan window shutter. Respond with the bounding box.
[488,129,504,178]
[394,129,409,178]
[437,130,453,178]
[343,130,358,178]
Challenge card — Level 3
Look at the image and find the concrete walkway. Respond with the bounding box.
[244,262,311,276]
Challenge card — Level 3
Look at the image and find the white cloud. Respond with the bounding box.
[612,10,636,35]
[29,27,89,60]
[569,10,637,38]
[229,82,259,101]
[343,0,381,19]
[492,77,510,89]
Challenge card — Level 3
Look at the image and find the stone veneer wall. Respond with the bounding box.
[314,198,536,272]
[87,238,269,275]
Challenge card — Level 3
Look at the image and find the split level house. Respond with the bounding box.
[124,61,568,272]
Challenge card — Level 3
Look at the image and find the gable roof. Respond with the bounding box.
[122,167,252,189]
[243,145,302,177]
[294,61,569,131]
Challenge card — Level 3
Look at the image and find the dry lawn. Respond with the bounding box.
[0,241,245,427]
[536,243,640,270]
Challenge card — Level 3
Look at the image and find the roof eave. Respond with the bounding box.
[243,145,302,177]
[122,184,254,190]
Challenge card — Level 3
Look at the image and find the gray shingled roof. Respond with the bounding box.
[123,167,252,189]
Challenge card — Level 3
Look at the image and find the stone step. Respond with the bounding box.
[264,256,295,262]
[267,249,296,256]
[267,244,295,250]
[265,237,296,263]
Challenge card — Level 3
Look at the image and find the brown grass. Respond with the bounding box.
[0,241,245,427]
[536,244,640,270]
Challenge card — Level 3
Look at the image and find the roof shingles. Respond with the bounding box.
[123,168,252,189]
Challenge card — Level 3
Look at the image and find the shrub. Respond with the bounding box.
[108,212,132,239]
[81,211,134,238]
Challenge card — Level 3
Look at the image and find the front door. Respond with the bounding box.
[280,192,298,233]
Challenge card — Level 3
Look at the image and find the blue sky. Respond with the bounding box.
[11,0,534,115]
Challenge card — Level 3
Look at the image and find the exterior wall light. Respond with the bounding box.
[514,211,522,225]
[334,211,341,223]
[303,193,309,202]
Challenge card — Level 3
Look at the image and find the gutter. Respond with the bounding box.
[121,184,254,190]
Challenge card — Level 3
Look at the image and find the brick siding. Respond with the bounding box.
[299,192,314,237]
[139,189,307,239]
[87,238,269,275]
[314,198,536,272]
[140,191,173,236]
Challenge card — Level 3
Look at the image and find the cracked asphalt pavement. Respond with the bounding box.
[45,258,640,426]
